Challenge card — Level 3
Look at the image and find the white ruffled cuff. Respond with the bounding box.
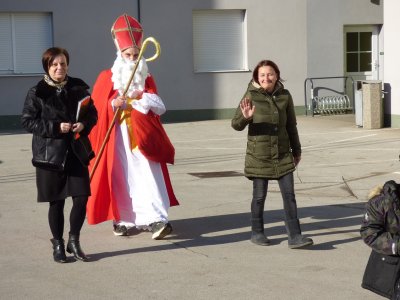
[132,93,166,115]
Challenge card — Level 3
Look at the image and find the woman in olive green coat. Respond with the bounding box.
[232,60,313,248]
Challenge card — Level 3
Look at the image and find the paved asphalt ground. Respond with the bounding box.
[1,114,397,299]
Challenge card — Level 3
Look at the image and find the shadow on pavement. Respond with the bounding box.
[88,202,366,260]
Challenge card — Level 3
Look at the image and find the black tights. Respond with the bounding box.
[48,196,88,240]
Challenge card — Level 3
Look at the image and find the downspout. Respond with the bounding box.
[137,0,141,22]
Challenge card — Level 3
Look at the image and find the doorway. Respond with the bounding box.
[344,25,382,82]
[344,25,383,126]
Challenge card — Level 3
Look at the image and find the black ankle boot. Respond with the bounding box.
[66,234,88,261]
[285,219,313,249]
[250,218,271,246]
[50,238,67,263]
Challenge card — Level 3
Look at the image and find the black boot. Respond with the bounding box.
[50,238,67,263]
[285,219,313,249]
[66,234,88,261]
[250,218,271,246]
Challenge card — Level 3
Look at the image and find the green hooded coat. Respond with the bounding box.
[231,81,301,179]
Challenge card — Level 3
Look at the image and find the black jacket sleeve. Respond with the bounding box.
[21,88,61,138]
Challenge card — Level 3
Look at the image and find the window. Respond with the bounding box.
[345,31,372,73]
[193,10,247,72]
[0,12,53,75]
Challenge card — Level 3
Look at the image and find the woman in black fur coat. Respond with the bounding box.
[21,47,97,263]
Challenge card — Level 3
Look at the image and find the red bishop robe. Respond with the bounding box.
[87,69,179,225]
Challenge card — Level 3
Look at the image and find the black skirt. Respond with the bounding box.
[35,149,90,202]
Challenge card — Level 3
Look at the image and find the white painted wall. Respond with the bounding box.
[0,0,385,125]
[384,0,400,120]
[141,0,307,111]
[306,0,383,104]
[307,0,383,78]
[0,0,138,117]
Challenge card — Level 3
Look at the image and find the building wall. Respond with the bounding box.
[384,0,400,127]
[0,0,309,127]
[140,0,307,121]
[305,0,383,112]
[307,0,383,78]
[0,0,385,129]
[0,0,139,129]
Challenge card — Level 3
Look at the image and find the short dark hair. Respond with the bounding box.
[252,60,282,84]
[42,47,70,74]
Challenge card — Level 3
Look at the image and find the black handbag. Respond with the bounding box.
[71,135,95,166]
[362,250,400,299]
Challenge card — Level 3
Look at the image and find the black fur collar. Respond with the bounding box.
[35,76,89,99]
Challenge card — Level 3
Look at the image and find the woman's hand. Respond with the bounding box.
[60,122,72,134]
[72,122,84,133]
[294,155,301,166]
[240,97,255,119]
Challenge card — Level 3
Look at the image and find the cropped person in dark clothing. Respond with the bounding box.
[21,47,97,263]
[231,59,313,249]
[360,180,400,299]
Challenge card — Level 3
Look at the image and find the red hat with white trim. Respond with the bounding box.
[111,14,143,51]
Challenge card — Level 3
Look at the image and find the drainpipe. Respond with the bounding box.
[137,0,141,22]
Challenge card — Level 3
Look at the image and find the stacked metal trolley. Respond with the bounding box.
[304,76,354,116]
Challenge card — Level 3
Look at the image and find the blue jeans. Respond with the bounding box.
[251,172,298,222]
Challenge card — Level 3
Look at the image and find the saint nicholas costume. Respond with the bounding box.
[87,14,178,239]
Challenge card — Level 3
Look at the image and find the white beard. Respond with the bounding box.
[111,51,148,98]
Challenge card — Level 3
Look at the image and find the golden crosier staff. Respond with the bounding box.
[89,37,161,181]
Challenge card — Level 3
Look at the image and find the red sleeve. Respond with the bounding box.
[144,73,158,94]
[131,74,175,164]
